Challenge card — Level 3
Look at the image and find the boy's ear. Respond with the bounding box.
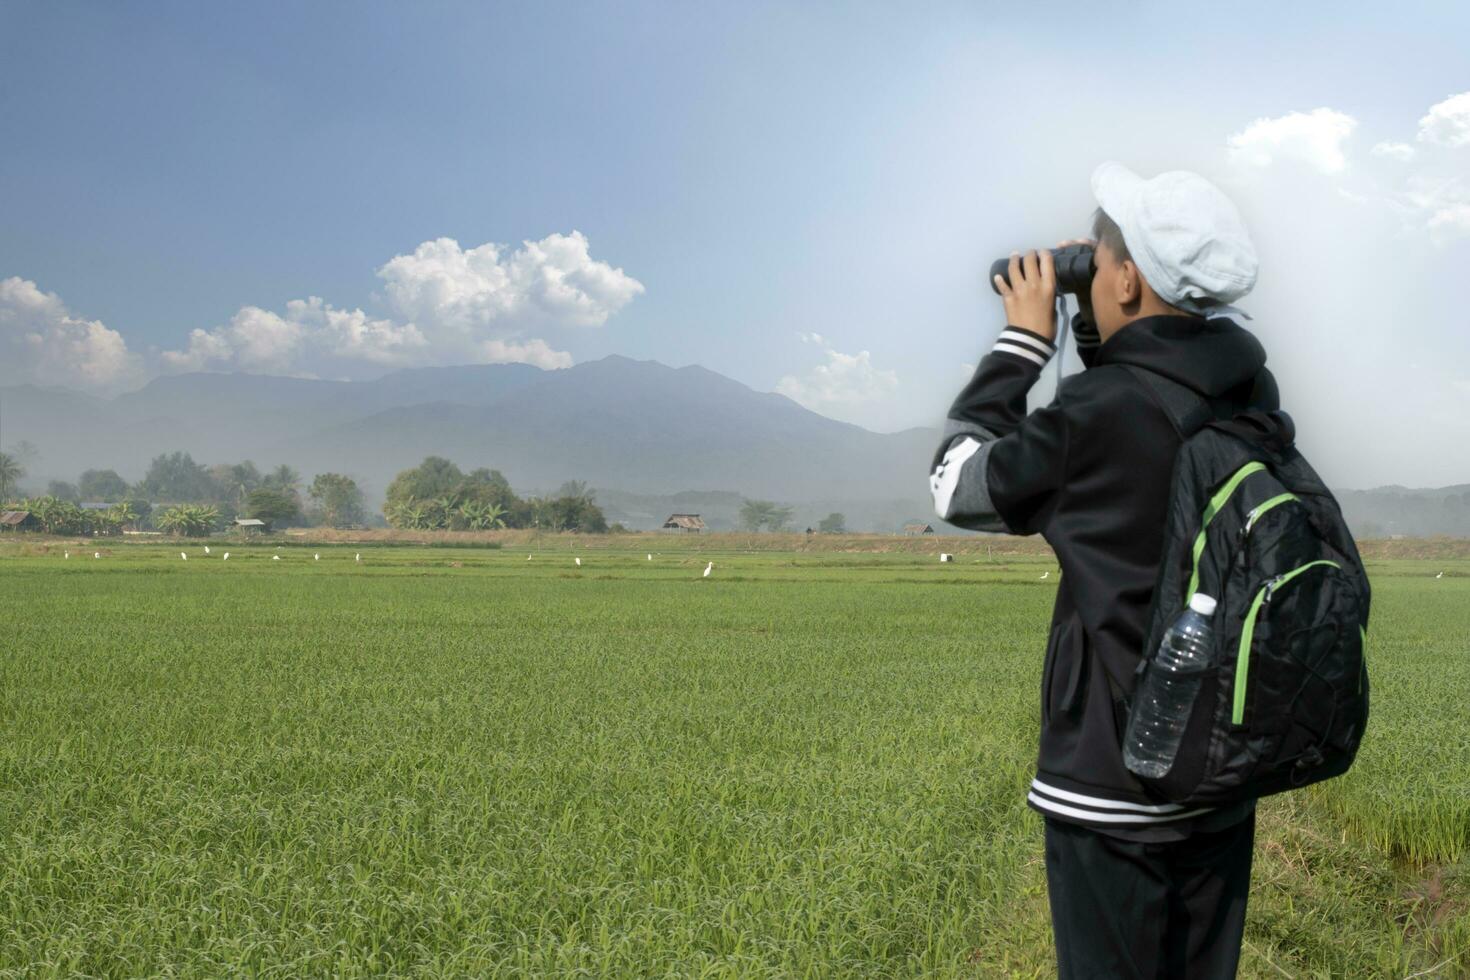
[1118,259,1141,304]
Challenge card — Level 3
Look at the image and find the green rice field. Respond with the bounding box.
[1,538,1466,977]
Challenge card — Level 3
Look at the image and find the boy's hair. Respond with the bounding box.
[1091,207,1131,262]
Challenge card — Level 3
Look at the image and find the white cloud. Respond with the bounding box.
[156,231,639,377]
[776,343,898,413]
[0,277,144,392]
[378,231,644,333]
[798,331,826,345]
[479,337,573,370]
[160,299,427,374]
[1402,176,1470,244]
[1227,108,1357,175]
[1416,91,1470,148]
[1370,141,1416,162]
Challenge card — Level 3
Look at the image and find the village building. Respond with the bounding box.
[234,517,270,535]
[660,513,706,533]
[0,510,39,532]
[902,522,935,536]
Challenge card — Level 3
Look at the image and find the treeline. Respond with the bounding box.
[1,448,614,535]
[0,450,364,533]
[383,457,609,532]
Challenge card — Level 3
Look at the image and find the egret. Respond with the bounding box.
[575,557,582,566]
[314,553,320,561]
[203,545,210,554]
[64,551,69,559]
[223,553,230,560]
[647,554,652,561]
[181,552,188,561]
[272,555,281,561]
[1040,571,1049,580]
[1437,571,1444,579]
[527,554,533,561]
[703,561,713,578]
[93,552,100,559]
[356,553,361,562]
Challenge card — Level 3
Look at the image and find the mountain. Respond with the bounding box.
[0,356,938,529]
[7,357,1466,535]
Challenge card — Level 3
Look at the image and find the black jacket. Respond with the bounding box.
[929,313,1278,839]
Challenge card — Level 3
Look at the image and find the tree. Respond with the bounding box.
[818,512,847,534]
[262,464,301,494]
[556,480,595,506]
[385,457,465,516]
[739,499,793,532]
[245,487,302,527]
[552,494,607,533]
[460,500,507,530]
[0,452,26,502]
[106,501,139,533]
[308,473,365,527]
[138,451,215,503]
[207,461,261,505]
[156,504,219,537]
[47,480,80,502]
[78,469,130,501]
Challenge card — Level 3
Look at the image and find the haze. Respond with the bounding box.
[2,1,1468,491]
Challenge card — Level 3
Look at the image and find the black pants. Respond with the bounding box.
[1043,811,1255,979]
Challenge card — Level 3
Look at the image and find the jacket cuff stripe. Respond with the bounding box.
[999,328,1056,355]
[993,341,1050,367]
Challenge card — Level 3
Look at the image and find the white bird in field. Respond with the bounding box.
[703,561,713,578]
[223,553,230,560]
[647,553,652,561]
[527,554,532,561]
[575,557,582,566]
[272,555,280,561]
[203,545,210,554]
[1040,571,1049,580]
[314,553,320,561]
[1436,571,1444,579]
[181,552,188,561]
[356,553,361,562]
[93,552,100,559]
[64,551,69,559]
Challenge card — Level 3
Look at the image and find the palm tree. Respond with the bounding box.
[108,501,138,532]
[0,452,23,503]
[460,501,507,530]
[431,495,458,529]
[157,504,219,537]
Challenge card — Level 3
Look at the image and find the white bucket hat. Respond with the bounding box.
[1091,161,1258,319]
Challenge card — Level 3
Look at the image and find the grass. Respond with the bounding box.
[0,540,1466,977]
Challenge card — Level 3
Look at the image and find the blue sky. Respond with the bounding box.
[2,1,1468,487]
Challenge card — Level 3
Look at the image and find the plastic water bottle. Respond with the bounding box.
[1124,593,1218,779]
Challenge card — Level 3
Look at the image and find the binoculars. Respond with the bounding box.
[989,243,1096,296]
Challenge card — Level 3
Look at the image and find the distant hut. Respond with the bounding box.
[661,513,706,533]
[234,517,270,535]
[0,510,38,532]
[902,522,935,536]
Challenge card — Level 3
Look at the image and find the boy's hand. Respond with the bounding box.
[993,249,1056,341]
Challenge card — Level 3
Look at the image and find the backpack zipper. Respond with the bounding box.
[1233,559,1341,725]
[1242,492,1300,536]
[1186,461,1268,602]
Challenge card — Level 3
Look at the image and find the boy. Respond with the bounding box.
[929,162,1275,978]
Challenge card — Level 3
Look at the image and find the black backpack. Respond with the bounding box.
[1124,365,1372,806]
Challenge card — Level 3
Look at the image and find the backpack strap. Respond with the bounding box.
[1121,364,1215,438]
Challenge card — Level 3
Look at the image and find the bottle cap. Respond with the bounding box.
[1189,593,1218,616]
